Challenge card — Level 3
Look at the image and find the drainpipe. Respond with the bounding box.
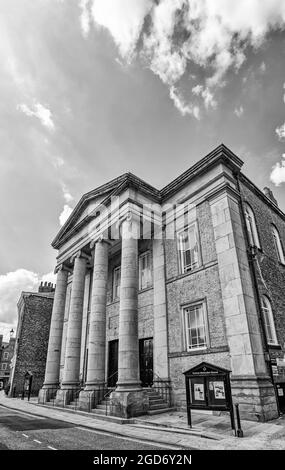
[235,172,281,417]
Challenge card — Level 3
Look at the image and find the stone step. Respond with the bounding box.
[148,397,166,403]
[91,408,108,415]
[96,404,110,410]
[149,403,168,410]
[147,407,177,416]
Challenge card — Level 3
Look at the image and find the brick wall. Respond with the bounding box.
[240,180,285,383]
[10,294,53,396]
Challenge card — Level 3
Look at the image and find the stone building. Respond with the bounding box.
[0,333,15,389]
[9,283,55,397]
[39,144,285,421]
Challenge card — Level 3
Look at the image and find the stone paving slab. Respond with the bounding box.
[1,393,285,450]
[136,409,285,439]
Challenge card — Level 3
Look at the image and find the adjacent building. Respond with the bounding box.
[9,282,55,397]
[39,144,285,421]
[0,333,16,389]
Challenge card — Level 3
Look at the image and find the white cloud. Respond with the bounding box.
[142,0,186,85]
[169,86,200,119]
[0,323,16,342]
[270,154,285,186]
[234,105,244,118]
[51,155,65,169]
[0,269,56,325]
[276,122,285,141]
[59,204,73,226]
[17,102,55,131]
[81,0,285,117]
[90,0,153,61]
[192,84,217,109]
[61,183,74,203]
[79,0,92,38]
[259,61,266,73]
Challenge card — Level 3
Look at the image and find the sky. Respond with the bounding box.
[0,0,285,340]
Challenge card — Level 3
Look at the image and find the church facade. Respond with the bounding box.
[39,145,285,421]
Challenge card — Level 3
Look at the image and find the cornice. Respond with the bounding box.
[160,143,243,201]
[51,144,246,250]
[239,173,285,222]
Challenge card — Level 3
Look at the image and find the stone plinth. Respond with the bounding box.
[79,386,106,411]
[231,376,279,422]
[110,389,148,418]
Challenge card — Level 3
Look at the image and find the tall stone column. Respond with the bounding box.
[110,215,148,418]
[38,264,69,404]
[79,239,109,410]
[56,251,87,406]
[153,236,169,381]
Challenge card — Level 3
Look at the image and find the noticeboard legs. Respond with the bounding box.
[187,405,192,428]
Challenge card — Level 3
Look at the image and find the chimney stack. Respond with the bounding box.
[38,282,56,293]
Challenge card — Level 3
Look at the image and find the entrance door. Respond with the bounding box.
[107,340,118,387]
[139,338,153,387]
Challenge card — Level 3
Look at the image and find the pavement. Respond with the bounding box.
[1,391,285,450]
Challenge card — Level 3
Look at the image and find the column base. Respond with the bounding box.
[78,386,106,412]
[54,386,80,407]
[109,388,149,418]
[38,385,59,404]
[231,375,279,422]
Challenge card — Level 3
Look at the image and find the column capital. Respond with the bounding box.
[90,236,112,250]
[117,211,141,240]
[54,263,72,274]
[70,250,91,264]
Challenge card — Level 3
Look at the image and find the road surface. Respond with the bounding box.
[0,405,169,450]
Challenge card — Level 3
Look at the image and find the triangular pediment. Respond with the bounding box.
[52,173,160,248]
[183,361,231,376]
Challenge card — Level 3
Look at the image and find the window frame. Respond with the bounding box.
[3,352,9,360]
[1,363,7,370]
[183,302,209,352]
[244,203,261,249]
[177,222,201,275]
[138,251,152,290]
[260,295,278,346]
[272,225,285,265]
[112,266,121,301]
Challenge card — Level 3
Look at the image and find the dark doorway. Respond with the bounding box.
[107,340,118,387]
[139,338,153,387]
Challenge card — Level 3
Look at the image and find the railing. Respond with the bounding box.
[66,387,82,410]
[152,373,172,407]
[39,387,59,406]
[87,383,106,412]
[100,370,118,415]
[104,387,115,415]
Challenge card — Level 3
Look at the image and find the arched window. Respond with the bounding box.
[272,225,285,264]
[260,296,278,345]
[244,203,260,248]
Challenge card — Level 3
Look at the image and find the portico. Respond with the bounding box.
[39,187,170,417]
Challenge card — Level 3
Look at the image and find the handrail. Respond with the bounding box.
[103,370,117,415]
[152,373,172,407]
